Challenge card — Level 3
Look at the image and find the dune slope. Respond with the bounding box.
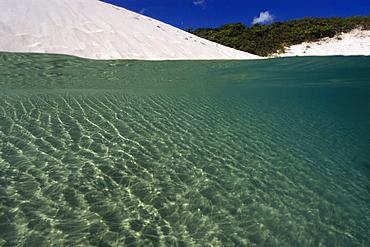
[0,0,260,60]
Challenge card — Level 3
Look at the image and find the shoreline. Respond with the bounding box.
[274,29,370,57]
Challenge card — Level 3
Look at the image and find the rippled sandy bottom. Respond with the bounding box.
[0,90,368,246]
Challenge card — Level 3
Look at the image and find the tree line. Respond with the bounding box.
[189,16,370,56]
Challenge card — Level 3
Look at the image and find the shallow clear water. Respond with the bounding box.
[0,52,369,246]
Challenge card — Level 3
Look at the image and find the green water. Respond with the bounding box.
[0,52,369,246]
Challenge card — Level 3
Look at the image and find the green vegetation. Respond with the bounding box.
[190,16,370,56]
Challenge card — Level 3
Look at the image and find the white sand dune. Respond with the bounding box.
[0,0,260,60]
[277,29,370,57]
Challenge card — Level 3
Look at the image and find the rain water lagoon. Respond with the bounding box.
[0,53,369,246]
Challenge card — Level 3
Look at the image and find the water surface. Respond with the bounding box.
[0,53,369,246]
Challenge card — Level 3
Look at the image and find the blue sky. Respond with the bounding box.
[100,0,370,29]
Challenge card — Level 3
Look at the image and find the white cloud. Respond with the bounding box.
[252,11,274,25]
[139,8,146,15]
[193,0,206,9]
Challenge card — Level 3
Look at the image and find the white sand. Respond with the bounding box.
[0,0,259,60]
[277,29,370,57]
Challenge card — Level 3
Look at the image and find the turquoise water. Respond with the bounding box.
[0,52,369,246]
